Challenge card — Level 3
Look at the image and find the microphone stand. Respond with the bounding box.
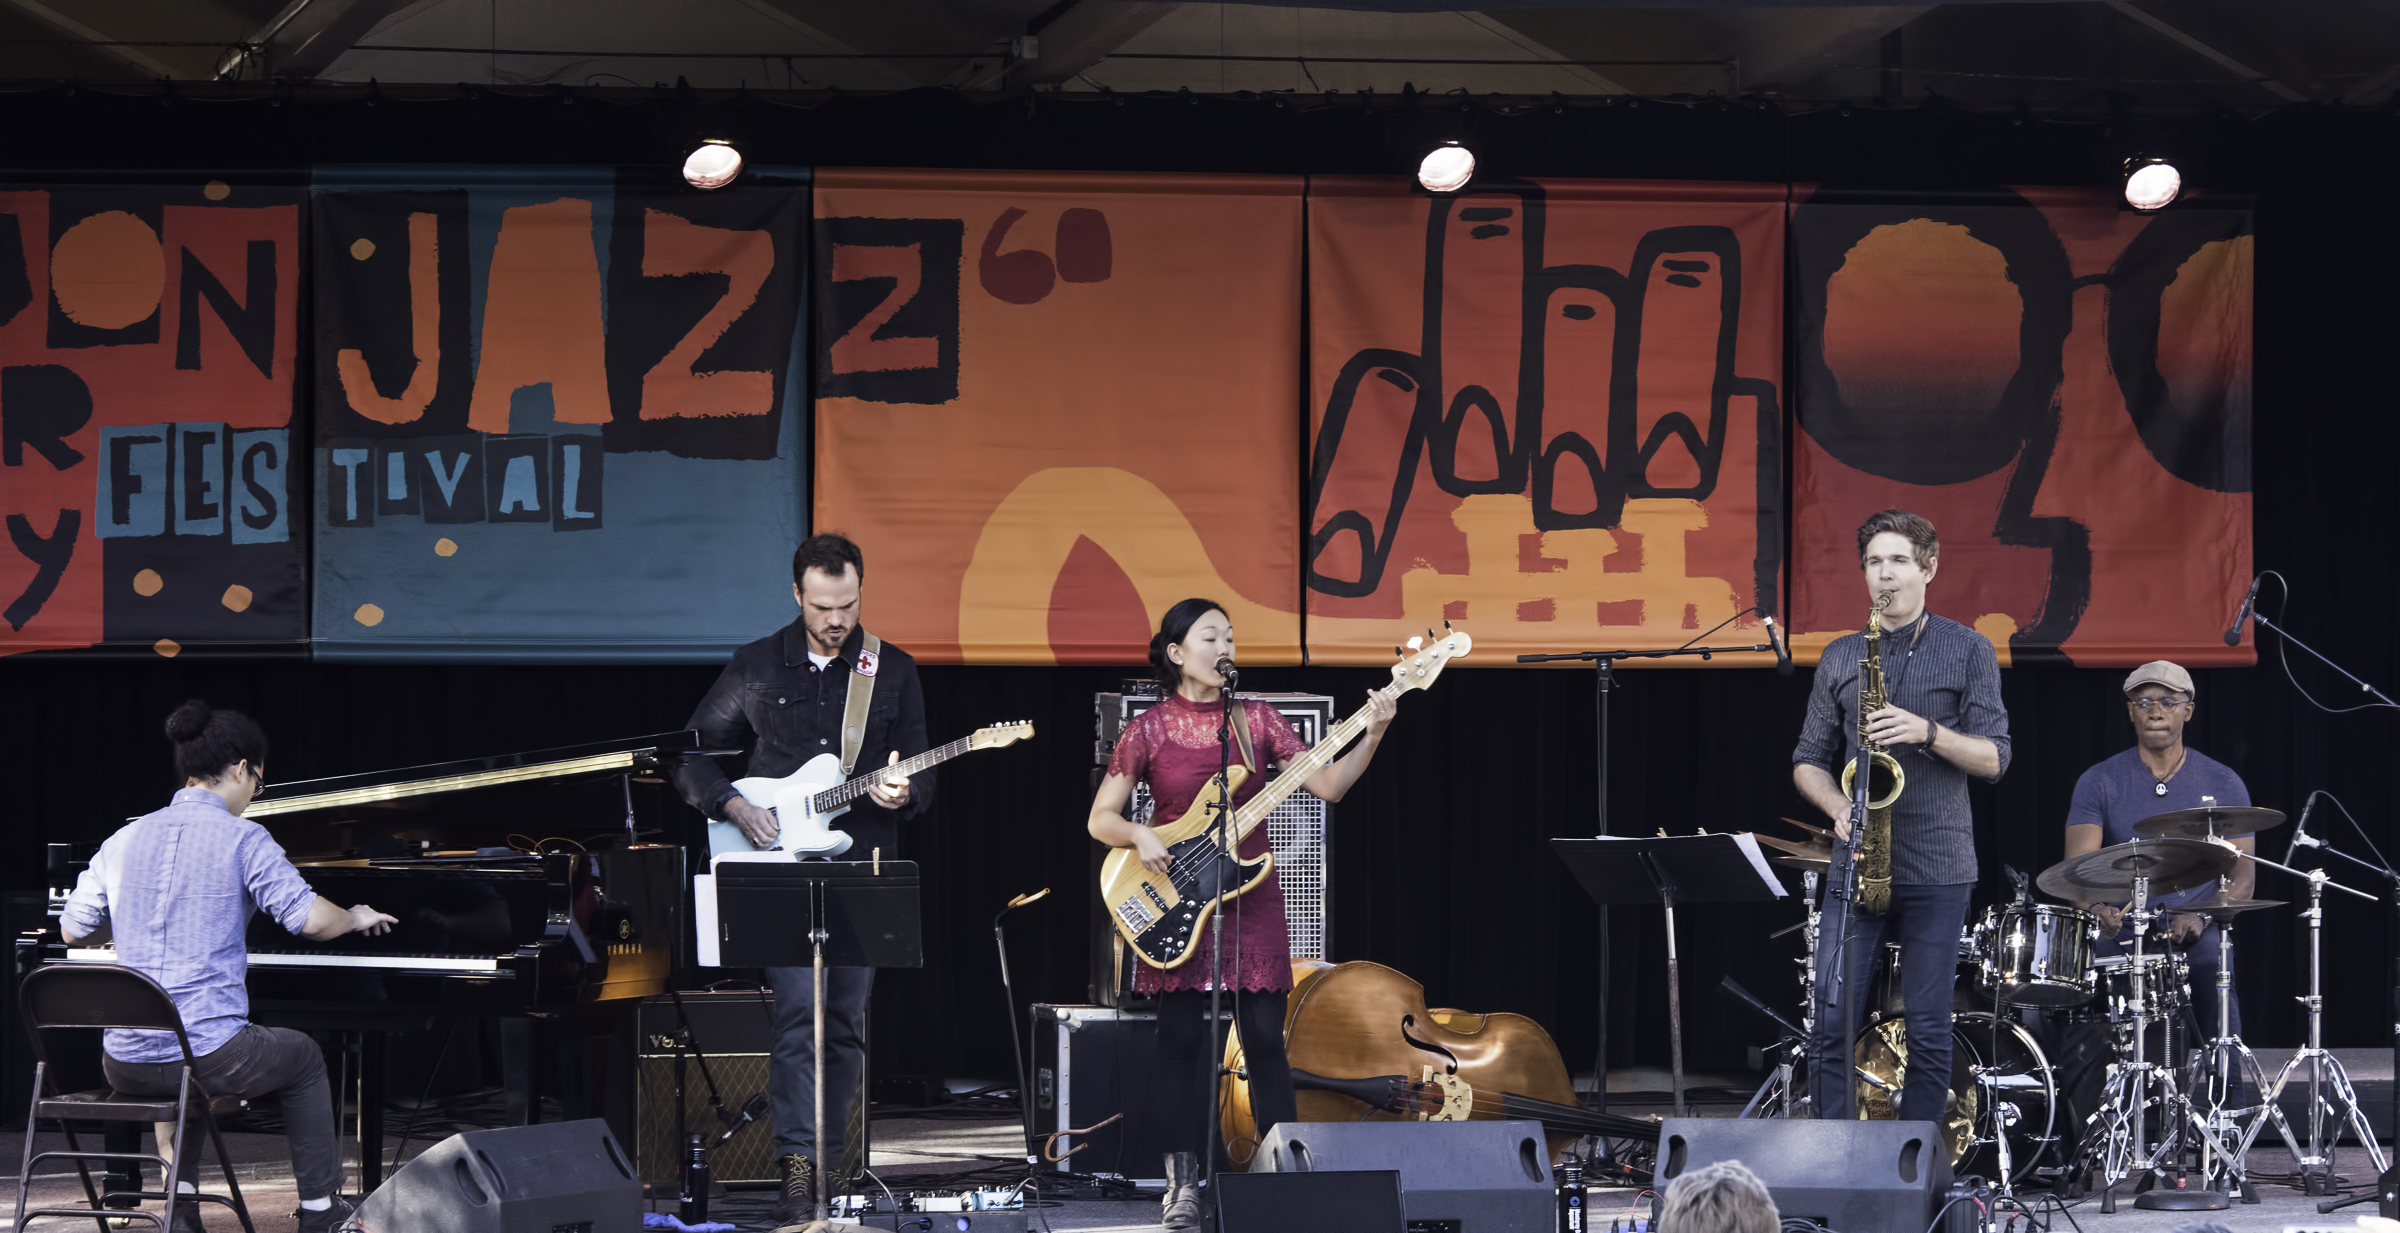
[2250,609,2399,710]
[1202,667,1238,1193]
[1518,632,1778,1146]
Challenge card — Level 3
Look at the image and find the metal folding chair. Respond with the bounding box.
[13,965,256,1233]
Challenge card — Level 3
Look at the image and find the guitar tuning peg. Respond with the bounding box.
[1406,635,1424,651]
[1394,645,1404,657]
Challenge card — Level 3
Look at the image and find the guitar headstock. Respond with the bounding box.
[1386,622,1471,696]
[970,721,1036,750]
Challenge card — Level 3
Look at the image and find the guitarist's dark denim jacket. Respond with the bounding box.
[670,621,931,859]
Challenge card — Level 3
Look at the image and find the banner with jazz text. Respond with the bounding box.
[0,183,305,658]
[311,167,808,661]
[1789,189,2253,667]
[813,169,1303,666]
[1305,178,1785,666]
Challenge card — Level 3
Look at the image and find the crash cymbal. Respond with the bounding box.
[2036,838,2238,899]
[1755,832,1833,860]
[2177,890,2287,920]
[2131,805,2286,840]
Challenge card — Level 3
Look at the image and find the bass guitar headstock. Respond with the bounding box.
[1386,622,1471,696]
[970,721,1036,750]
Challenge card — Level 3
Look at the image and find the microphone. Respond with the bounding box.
[2223,574,2262,646]
[2290,794,2322,851]
[1215,657,1239,690]
[1765,616,1793,677]
[718,1093,770,1143]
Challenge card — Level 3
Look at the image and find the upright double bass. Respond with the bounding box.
[1218,960,1657,1165]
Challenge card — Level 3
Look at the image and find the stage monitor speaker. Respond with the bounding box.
[1657,1117,1950,1233]
[1210,1170,1404,1233]
[1248,1120,1552,1233]
[352,1119,640,1233]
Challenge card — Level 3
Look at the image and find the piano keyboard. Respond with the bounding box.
[63,948,501,973]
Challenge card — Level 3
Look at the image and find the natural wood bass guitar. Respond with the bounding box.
[1097,626,1469,970]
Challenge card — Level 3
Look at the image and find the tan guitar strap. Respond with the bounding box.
[839,631,882,778]
[1229,695,1257,770]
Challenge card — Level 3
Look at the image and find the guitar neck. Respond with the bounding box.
[1228,700,1377,844]
[813,736,971,812]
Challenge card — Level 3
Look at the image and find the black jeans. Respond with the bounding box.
[1154,989,1295,1164]
[101,1023,344,1201]
[1807,882,1975,1123]
[765,965,873,1167]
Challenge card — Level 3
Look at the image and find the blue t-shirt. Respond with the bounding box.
[2063,746,2250,967]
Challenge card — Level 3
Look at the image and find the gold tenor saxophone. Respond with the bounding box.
[1845,591,1907,913]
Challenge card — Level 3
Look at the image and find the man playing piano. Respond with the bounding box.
[60,701,398,1233]
[672,533,930,1226]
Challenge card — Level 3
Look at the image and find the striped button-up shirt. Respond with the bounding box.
[60,788,318,1062]
[1793,612,2012,887]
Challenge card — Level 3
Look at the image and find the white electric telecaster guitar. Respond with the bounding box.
[706,721,1033,859]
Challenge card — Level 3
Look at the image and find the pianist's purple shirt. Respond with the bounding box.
[60,787,318,1063]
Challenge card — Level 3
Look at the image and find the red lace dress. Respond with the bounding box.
[1105,693,1313,994]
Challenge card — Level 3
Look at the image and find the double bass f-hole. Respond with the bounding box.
[1400,1013,1460,1074]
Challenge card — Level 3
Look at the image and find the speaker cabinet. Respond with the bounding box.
[1248,1120,1553,1233]
[1657,1118,1951,1233]
[352,1119,640,1233]
[1211,1170,1405,1233]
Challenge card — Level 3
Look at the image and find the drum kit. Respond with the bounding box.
[1749,799,2384,1210]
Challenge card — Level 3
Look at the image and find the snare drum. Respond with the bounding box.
[2080,949,2192,1024]
[1976,903,2099,1008]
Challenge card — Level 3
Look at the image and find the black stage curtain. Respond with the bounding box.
[3,90,2399,1087]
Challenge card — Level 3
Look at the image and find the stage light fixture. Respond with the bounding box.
[683,139,743,190]
[1417,142,1475,193]
[2123,156,2181,211]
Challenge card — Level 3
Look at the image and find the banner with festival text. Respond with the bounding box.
[0,183,306,658]
[1305,178,1786,666]
[311,168,809,661]
[813,169,1304,666]
[1789,189,2253,667]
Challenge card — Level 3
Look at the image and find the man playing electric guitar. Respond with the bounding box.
[671,533,928,1226]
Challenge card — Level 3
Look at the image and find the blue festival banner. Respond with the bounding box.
[310,167,808,661]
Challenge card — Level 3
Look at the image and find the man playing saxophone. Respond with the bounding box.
[1792,510,2011,1122]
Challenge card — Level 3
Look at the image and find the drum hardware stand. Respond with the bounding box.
[2080,874,2239,1213]
[2188,877,2292,1205]
[2232,861,2386,1196]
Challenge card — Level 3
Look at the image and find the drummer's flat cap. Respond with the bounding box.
[2123,660,2195,697]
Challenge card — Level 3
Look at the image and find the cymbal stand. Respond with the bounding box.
[2190,880,2296,1204]
[2233,866,2388,1194]
[2082,875,2239,1212]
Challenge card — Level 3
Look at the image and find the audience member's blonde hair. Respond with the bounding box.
[1658,1159,1779,1233]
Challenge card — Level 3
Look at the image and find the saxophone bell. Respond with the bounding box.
[1842,747,1908,811]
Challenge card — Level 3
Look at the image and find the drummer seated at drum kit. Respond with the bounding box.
[2061,659,2258,1047]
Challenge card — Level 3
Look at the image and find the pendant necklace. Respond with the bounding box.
[2151,748,2188,797]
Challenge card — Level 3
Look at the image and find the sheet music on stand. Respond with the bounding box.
[1552,833,1785,1119]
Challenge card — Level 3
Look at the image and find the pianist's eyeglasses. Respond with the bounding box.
[248,763,268,800]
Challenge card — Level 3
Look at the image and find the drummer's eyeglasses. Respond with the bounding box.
[2128,697,2190,714]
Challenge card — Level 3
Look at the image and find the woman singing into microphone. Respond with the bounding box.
[1087,598,1396,1231]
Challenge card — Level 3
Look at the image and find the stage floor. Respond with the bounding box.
[2,1110,2386,1232]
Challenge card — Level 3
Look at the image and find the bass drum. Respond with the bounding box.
[1853,1011,2062,1185]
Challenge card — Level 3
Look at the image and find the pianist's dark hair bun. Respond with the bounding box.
[165,700,269,782]
[1149,597,1227,692]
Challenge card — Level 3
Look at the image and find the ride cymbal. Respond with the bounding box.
[2131,805,2285,840]
[2036,838,2237,899]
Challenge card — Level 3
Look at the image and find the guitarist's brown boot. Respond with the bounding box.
[1161,1152,1201,1231]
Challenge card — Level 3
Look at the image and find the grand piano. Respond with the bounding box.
[21,732,697,1189]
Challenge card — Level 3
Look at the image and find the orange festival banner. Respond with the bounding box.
[1787,189,2253,667]
[813,170,1304,666]
[1304,178,1786,665]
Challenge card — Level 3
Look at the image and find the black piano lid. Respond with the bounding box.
[247,730,703,820]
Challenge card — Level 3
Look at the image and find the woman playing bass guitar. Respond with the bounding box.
[1086,597,1397,1232]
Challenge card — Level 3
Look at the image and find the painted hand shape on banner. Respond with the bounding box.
[0,186,303,657]
[1304,178,1784,663]
[1788,188,2252,666]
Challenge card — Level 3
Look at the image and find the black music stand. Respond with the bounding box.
[1553,835,1785,1119]
[712,859,922,1226]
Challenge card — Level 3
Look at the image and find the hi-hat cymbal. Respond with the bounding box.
[2036,838,2238,899]
[1754,831,1833,872]
[2131,804,2286,840]
[2176,889,2287,920]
